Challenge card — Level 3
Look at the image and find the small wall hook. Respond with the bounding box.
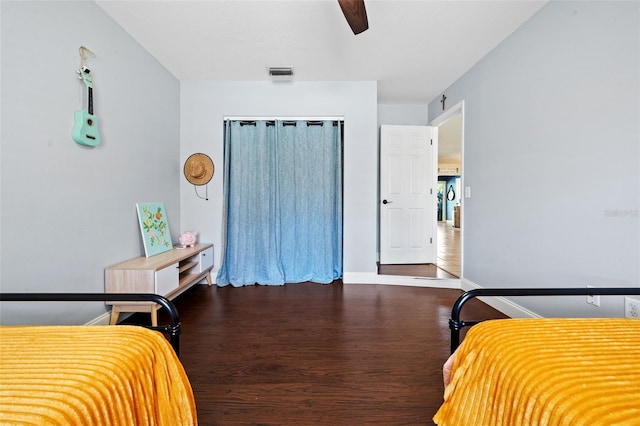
[79,45,95,70]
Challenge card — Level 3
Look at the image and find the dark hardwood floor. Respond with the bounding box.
[144,281,507,425]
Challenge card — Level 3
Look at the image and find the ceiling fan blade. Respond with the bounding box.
[338,0,369,35]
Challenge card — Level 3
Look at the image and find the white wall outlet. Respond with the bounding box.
[586,285,600,307]
[624,297,640,318]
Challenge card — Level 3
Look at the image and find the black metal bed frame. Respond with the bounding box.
[0,293,182,356]
[449,287,640,354]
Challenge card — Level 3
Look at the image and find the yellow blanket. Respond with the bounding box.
[434,318,640,426]
[0,325,197,425]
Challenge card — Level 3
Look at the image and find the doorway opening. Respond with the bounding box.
[375,102,464,283]
[432,101,464,279]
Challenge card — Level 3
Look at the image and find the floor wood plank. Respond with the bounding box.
[147,281,507,425]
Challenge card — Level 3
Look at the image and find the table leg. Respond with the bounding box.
[150,308,158,327]
[109,307,120,325]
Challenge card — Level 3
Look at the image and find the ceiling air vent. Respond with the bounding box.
[268,67,293,78]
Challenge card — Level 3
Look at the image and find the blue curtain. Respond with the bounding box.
[216,120,343,286]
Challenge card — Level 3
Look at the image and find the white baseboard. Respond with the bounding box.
[85,311,111,326]
[343,272,461,289]
[342,272,378,283]
[375,275,461,289]
[86,311,136,326]
[461,278,541,318]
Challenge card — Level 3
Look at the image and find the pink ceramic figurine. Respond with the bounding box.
[179,232,197,248]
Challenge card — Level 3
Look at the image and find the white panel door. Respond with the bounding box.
[380,125,437,264]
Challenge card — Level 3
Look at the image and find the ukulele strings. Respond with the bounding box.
[77,46,95,107]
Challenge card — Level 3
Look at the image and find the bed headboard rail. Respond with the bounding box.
[450,287,640,354]
[0,293,181,356]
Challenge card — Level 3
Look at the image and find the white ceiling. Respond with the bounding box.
[96,0,547,104]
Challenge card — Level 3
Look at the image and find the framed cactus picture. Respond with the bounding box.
[136,203,173,257]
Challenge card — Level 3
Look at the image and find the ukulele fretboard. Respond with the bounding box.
[88,87,93,115]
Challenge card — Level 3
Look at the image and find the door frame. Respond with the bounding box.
[430,100,465,279]
[374,102,465,288]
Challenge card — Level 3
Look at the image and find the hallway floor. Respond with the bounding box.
[437,221,461,277]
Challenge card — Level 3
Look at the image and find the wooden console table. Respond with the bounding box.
[105,243,213,325]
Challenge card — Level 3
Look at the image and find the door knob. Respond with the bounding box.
[382,199,392,204]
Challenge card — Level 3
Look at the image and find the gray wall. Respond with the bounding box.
[0,1,180,324]
[179,81,379,281]
[428,1,639,317]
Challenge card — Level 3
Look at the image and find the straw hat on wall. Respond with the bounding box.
[183,153,214,186]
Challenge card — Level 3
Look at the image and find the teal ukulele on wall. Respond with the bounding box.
[72,67,100,146]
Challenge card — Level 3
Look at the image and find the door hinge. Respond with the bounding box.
[430,188,433,195]
[430,237,433,244]
[430,139,433,145]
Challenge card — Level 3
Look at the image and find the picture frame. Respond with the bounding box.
[136,203,173,257]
